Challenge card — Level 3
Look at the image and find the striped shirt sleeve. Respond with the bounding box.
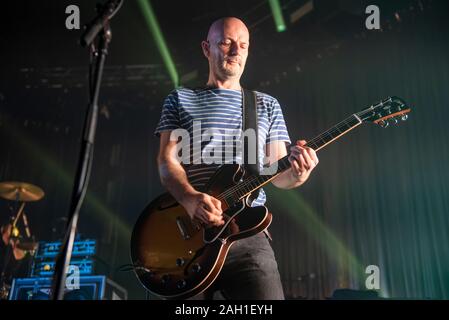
[266,98,291,144]
[154,90,181,137]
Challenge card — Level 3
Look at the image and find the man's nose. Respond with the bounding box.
[229,42,240,56]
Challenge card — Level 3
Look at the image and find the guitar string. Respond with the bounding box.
[216,116,359,201]
[217,103,404,202]
[215,104,407,202]
[216,116,361,201]
[218,104,408,201]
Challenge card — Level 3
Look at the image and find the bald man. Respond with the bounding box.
[155,17,318,300]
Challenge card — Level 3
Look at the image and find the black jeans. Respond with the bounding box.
[195,232,285,300]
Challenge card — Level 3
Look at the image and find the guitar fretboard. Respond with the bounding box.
[217,114,362,206]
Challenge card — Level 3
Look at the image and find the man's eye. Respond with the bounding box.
[220,41,231,47]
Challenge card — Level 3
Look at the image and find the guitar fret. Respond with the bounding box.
[308,141,319,150]
[235,189,244,198]
[249,179,257,189]
[243,184,250,195]
[226,196,235,206]
[228,115,363,200]
[222,197,230,208]
[258,175,269,185]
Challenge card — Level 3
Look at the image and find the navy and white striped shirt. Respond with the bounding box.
[155,87,291,206]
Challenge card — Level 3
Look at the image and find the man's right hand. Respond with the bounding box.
[181,191,224,227]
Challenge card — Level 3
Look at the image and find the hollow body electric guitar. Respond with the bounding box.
[130,97,411,299]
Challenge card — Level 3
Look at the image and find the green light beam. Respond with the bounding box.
[1,121,132,241]
[137,0,179,87]
[268,0,287,32]
[266,185,365,279]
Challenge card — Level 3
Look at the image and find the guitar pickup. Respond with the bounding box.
[176,216,191,240]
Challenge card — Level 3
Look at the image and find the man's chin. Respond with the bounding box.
[221,66,240,77]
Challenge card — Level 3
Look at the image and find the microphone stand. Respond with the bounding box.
[50,5,116,300]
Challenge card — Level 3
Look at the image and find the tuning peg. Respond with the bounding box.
[391,117,398,125]
[401,114,408,121]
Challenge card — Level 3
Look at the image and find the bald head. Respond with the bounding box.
[207,17,249,43]
[202,17,250,86]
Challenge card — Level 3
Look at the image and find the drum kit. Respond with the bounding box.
[0,181,44,299]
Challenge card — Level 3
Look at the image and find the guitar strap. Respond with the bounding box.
[242,89,272,241]
[242,88,260,204]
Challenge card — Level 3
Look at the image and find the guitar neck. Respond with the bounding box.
[217,114,363,205]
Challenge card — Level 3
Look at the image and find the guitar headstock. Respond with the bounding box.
[356,96,411,128]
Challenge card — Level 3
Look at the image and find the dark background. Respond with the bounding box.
[1,0,448,299]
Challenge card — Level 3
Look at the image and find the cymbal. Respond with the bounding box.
[0,181,45,202]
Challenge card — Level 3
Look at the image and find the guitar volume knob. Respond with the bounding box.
[176,258,185,267]
[192,263,201,273]
[177,280,187,289]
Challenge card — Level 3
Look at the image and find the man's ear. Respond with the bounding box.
[201,40,210,58]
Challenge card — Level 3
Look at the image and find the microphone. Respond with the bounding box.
[80,0,123,47]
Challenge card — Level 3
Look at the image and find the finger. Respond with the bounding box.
[292,161,302,177]
[201,208,224,226]
[210,196,222,212]
[213,203,225,225]
[202,196,222,217]
[290,145,301,153]
[303,147,318,166]
[205,196,221,214]
[289,148,300,160]
[291,152,305,171]
[290,147,302,157]
[213,217,225,226]
[299,154,308,171]
[289,154,302,176]
[199,196,224,227]
[301,149,315,169]
[197,207,216,225]
[195,208,209,224]
[296,140,307,147]
[309,149,319,165]
[292,145,311,159]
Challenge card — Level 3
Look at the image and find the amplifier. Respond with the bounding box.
[35,239,96,258]
[9,276,127,300]
[30,258,94,277]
